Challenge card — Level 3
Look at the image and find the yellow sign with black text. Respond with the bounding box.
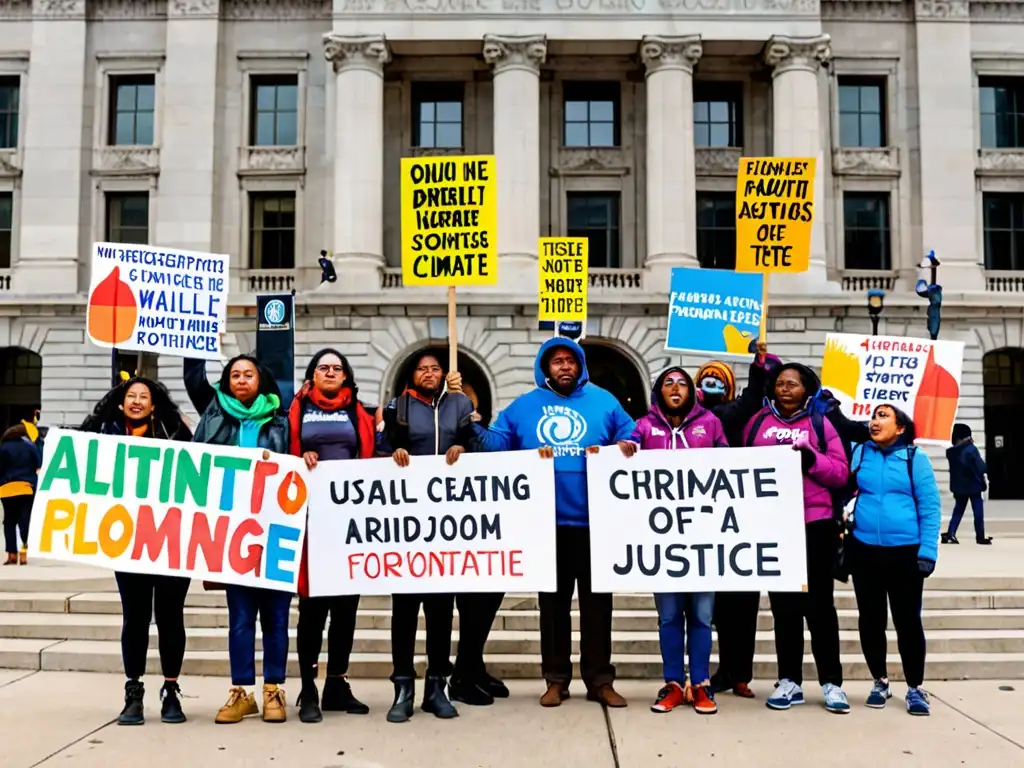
[735,157,816,274]
[400,155,498,286]
[538,238,588,322]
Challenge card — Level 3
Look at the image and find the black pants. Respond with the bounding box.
[115,571,191,680]
[297,595,360,687]
[391,593,454,679]
[949,494,985,539]
[712,591,761,685]
[768,519,842,687]
[2,495,31,554]
[850,537,926,687]
[540,525,614,688]
[454,592,504,679]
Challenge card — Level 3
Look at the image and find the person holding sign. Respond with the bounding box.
[743,364,850,714]
[183,356,292,724]
[471,338,635,709]
[79,377,193,725]
[288,349,377,724]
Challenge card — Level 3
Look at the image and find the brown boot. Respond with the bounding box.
[587,683,627,708]
[263,684,287,723]
[215,687,258,724]
[18,548,26,565]
[539,682,570,708]
[3,553,16,566]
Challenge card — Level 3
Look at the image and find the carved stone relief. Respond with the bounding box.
[0,150,21,177]
[87,0,167,17]
[552,148,628,177]
[915,0,969,17]
[832,147,900,176]
[764,34,832,74]
[222,0,330,18]
[820,0,911,21]
[92,147,161,175]
[977,149,1024,176]
[31,0,85,16]
[482,35,547,75]
[168,0,217,15]
[334,0,820,15]
[238,146,306,173]
[695,147,741,176]
[323,34,391,75]
[639,35,702,75]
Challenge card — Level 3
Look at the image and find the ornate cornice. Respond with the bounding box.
[640,35,703,76]
[168,0,218,16]
[87,0,166,18]
[222,0,329,18]
[482,35,547,76]
[764,34,831,75]
[969,0,1024,20]
[323,33,390,75]
[820,0,912,21]
[32,0,85,17]
[915,0,969,17]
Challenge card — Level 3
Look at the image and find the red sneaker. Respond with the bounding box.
[732,683,755,699]
[692,685,718,714]
[650,682,686,713]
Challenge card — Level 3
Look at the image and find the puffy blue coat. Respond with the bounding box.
[946,439,987,497]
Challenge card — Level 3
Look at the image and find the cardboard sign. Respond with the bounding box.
[586,445,807,593]
[305,451,557,596]
[538,237,588,321]
[821,333,965,444]
[28,430,309,592]
[665,267,764,357]
[735,157,816,274]
[400,155,498,286]
[87,242,228,360]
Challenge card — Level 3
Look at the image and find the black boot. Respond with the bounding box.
[118,680,145,725]
[422,675,458,719]
[977,536,993,545]
[481,670,510,699]
[322,676,370,715]
[386,677,415,723]
[297,683,323,723]
[160,681,186,724]
[449,672,494,706]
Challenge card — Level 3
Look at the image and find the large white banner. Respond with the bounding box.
[306,451,558,596]
[587,445,807,593]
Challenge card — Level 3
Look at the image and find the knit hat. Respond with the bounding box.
[951,423,972,443]
[695,361,736,402]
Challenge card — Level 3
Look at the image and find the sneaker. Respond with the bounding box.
[823,683,850,714]
[906,687,931,716]
[118,680,145,725]
[297,685,323,724]
[262,684,287,723]
[692,685,718,715]
[732,683,755,699]
[766,679,804,710]
[215,687,259,724]
[866,679,891,709]
[160,681,186,724]
[321,675,369,715]
[650,682,686,713]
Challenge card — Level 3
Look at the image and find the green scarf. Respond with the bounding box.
[216,390,280,448]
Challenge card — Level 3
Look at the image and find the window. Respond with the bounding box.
[105,193,149,244]
[838,76,886,148]
[0,192,11,268]
[0,77,18,149]
[980,77,1024,149]
[983,193,1024,271]
[109,75,155,146]
[251,75,299,146]
[566,192,620,268]
[693,82,742,148]
[412,82,463,149]
[563,82,619,148]
[843,192,891,270]
[696,192,736,270]
[249,193,296,269]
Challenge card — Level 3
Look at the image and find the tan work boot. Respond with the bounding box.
[215,687,259,724]
[263,683,287,723]
[539,682,570,708]
[587,683,628,708]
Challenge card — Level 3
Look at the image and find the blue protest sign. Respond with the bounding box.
[665,268,765,357]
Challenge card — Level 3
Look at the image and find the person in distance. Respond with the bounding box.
[943,423,992,545]
[0,423,41,567]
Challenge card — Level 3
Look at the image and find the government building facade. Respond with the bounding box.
[1,0,1023,494]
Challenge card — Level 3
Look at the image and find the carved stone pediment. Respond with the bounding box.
[551,148,629,177]
[976,149,1024,177]
[238,145,306,175]
[92,146,161,176]
[832,147,900,177]
[0,149,22,178]
[695,147,741,176]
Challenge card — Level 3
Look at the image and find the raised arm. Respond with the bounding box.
[183,358,216,415]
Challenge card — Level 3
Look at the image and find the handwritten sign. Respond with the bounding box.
[821,333,965,444]
[27,430,309,592]
[665,267,764,357]
[538,237,588,322]
[305,451,557,596]
[87,242,228,360]
[400,155,498,286]
[735,157,816,274]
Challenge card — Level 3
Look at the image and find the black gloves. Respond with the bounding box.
[918,558,936,578]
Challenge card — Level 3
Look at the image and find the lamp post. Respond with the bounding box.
[915,250,942,341]
[867,289,885,336]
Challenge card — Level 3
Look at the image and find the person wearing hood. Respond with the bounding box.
[626,367,726,715]
[847,405,941,715]
[0,423,41,566]
[743,363,850,714]
[471,338,636,708]
[694,341,782,447]
[943,423,991,545]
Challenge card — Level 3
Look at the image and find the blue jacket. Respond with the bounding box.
[850,440,942,562]
[473,337,635,526]
[946,439,987,497]
[0,436,43,490]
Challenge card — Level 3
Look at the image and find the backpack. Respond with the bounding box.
[848,442,918,502]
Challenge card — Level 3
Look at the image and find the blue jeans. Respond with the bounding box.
[949,494,985,539]
[225,585,292,686]
[654,592,715,685]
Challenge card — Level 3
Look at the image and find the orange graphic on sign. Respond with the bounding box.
[87,267,138,345]
[914,347,961,442]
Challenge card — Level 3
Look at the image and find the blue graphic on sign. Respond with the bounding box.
[263,299,286,326]
[664,268,764,357]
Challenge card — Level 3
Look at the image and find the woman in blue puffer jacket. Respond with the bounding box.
[847,404,940,717]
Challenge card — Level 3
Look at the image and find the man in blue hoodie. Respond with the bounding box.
[472,338,635,708]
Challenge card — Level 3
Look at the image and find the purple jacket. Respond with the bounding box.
[632,401,727,450]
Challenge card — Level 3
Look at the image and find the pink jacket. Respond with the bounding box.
[631,401,728,450]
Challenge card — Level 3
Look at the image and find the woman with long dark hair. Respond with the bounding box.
[80,377,193,726]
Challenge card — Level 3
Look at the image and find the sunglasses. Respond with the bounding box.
[663,376,687,387]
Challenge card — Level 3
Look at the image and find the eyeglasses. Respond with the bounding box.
[415,365,443,374]
[316,364,345,374]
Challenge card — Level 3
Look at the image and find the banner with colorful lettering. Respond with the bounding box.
[305,451,557,596]
[586,445,807,593]
[665,267,764,357]
[27,430,309,592]
[821,333,965,444]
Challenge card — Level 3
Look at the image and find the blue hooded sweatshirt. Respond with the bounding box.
[472,337,636,526]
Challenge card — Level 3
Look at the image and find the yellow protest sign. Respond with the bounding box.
[400,155,498,286]
[735,157,816,273]
[538,238,588,321]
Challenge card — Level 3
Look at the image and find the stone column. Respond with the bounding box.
[323,33,389,293]
[640,35,702,286]
[764,35,838,294]
[483,34,546,295]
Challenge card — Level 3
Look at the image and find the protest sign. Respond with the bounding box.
[87,242,228,361]
[400,155,498,287]
[586,445,807,593]
[821,333,965,444]
[665,267,764,357]
[538,237,588,322]
[735,157,816,274]
[305,451,557,596]
[28,430,309,592]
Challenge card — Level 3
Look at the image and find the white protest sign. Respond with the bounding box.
[306,451,557,596]
[586,445,807,593]
[87,242,229,361]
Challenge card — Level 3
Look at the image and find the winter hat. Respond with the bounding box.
[695,361,736,402]
[952,423,972,443]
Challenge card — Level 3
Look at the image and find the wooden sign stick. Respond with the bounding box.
[447,285,458,373]
[758,273,770,344]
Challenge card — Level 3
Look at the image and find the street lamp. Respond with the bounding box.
[915,250,942,341]
[867,289,885,336]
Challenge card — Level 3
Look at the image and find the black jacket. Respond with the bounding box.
[709,361,773,447]
[380,390,476,457]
